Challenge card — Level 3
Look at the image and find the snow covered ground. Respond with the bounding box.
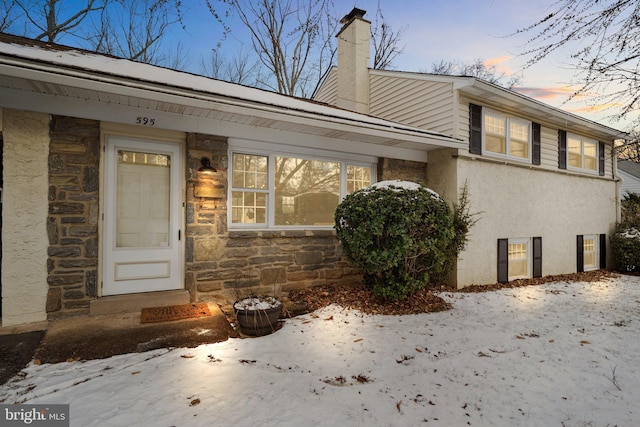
[2,274,640,426]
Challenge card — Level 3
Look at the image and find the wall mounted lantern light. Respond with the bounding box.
[195,156,224,200]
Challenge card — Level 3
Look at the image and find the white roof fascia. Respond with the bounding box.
[0,39,464,150]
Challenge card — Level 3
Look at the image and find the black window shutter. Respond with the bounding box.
[532,237,542,278]
[598,142,605,176]
[577,235,584,272]
[558,130,567,169]
[599,233,606,269]
[469,103,482,155]
[532,122,541,165]
[497,239,508,283]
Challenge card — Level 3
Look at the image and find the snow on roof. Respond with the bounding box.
[0,33,459,143]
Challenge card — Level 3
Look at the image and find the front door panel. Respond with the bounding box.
[103,136,183,296]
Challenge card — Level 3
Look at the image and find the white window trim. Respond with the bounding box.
[482,109,532,163]
[228,139,377,230]
[567,133,599,175]
[583,234,599,271]
[508,238,530,280]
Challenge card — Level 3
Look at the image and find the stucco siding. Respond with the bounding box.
[455,158,617,287]
[369,74,455,135]
[2,109,50,326]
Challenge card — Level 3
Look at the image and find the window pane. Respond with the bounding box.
[584,237,597,269]
[485,114,507,155]
[232,153,268,189]
[508,242,528,279]
[510,140,529,159]
[509,260,528,278]
[117,151,170,247]
[510,121,529,142]
[231,191,266,224]
[584,141,597,170]
[485,114,506,135]
[347,165,371,193]
[486,134,506,154]
[568,137,582,168]
[274,156,340,226]
[584,156,597,170]
[583,141,597,157]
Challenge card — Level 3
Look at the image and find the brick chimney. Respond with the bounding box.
[336,8,370,114]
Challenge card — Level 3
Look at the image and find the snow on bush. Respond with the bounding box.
[334,181,464,301]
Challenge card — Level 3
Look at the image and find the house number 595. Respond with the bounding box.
[136,116,156,126]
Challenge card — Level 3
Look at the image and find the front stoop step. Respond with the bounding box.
[90,290,191,316]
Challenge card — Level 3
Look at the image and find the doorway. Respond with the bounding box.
[102,135,183,296]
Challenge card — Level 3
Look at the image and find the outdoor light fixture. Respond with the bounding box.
[194,156,224,201]
[198,157,217,175]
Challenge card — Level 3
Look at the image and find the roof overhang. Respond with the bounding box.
[369,68,627,142]
[0,34,465,156]
[457,78,627,141]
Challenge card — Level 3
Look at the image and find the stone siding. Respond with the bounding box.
[378,158,428,184]
[41,123,428,318]
[185,134,362,304]
[47,116,100,318]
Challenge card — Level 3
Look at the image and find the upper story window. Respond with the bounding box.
[469,104,540,164]
[230,145,374,229]
[568,134,597,172]
[484,111,531,161]
[558,130,604,175]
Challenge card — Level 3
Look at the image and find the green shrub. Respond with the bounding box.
[334,181,472,302]
[611,228,640,272]
[612,192,640,272]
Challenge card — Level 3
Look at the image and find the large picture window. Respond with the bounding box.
[483,110,531,161]
[231,150,373,228]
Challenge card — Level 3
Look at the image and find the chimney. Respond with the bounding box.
[336,8,370,114]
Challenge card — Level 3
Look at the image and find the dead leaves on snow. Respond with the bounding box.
[322,374,372,387]
[288,283,451,316]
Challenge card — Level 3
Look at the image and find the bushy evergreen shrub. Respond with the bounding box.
[334,181,473,301]
[612,192,640,272]
[611,228,640,272]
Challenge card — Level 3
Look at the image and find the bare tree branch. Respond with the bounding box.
[427,58,522,89]
[371,1,404,70]
[88,0,184,67]
[0,0,20,33]
[516,0,640,129]
[205,0,338,97]
[15,0,106,43]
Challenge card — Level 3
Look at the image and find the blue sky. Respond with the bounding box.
[28,0,630,129]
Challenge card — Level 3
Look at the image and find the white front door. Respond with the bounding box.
[102,135,183,296]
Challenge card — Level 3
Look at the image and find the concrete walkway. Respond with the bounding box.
[0,303,237,385]
[34,303,238,363]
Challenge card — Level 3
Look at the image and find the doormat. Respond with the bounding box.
[141,303,212,324]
